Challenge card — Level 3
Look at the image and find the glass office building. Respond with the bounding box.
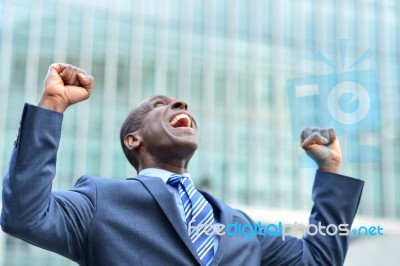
[0,0,399,265]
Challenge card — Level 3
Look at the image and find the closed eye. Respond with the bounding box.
[154,101,166,107]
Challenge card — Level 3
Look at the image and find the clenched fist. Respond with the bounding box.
[300,128,342,173]
[38,63,94,113]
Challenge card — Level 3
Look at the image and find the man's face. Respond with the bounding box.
[137,95,198,162]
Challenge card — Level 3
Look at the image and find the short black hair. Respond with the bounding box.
[119,99,152,171]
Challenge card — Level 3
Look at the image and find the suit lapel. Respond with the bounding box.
[130,175,202,265]
[200,190,232,265]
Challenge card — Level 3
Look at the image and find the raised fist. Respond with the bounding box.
[38,63,94,113]
[300,128,342,173]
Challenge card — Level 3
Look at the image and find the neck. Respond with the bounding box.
[138,161,189,174]
[136,149,194,174]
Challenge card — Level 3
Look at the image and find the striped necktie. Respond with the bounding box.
[168,174,214,266]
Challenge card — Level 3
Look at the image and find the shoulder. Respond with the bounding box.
[61,175,147,204]
[73,175,143,189]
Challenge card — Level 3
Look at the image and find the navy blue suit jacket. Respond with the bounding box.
[1,104,364,265]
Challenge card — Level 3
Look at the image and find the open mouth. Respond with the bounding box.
[169,113,192,128]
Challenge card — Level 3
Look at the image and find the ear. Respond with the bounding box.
[124,132,142,150]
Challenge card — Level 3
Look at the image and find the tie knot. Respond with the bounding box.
[167,174,186,187]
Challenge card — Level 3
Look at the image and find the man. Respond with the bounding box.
[1,63,364,265]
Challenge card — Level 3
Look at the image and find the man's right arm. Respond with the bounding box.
[1,64,96,262]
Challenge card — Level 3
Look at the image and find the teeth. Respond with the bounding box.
[169,113,191,127]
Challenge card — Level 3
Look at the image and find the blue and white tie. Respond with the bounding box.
[168,174,214,266]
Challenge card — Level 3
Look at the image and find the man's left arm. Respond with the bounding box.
[260,128,364,265]
[260,170,363,265]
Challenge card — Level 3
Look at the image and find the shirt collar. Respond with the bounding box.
[139,168,192,183]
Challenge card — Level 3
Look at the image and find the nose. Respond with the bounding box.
[171,100,188,110]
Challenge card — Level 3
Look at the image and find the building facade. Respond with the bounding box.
[0,0,399,265]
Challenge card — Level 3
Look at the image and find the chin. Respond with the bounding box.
[167,127,198,150]
[188,141,198,151]
[170,139,198,161]
[179,139,198,154]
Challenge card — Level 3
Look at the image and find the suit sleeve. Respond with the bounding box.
[1,104,96,263]
[260,171,364,266]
